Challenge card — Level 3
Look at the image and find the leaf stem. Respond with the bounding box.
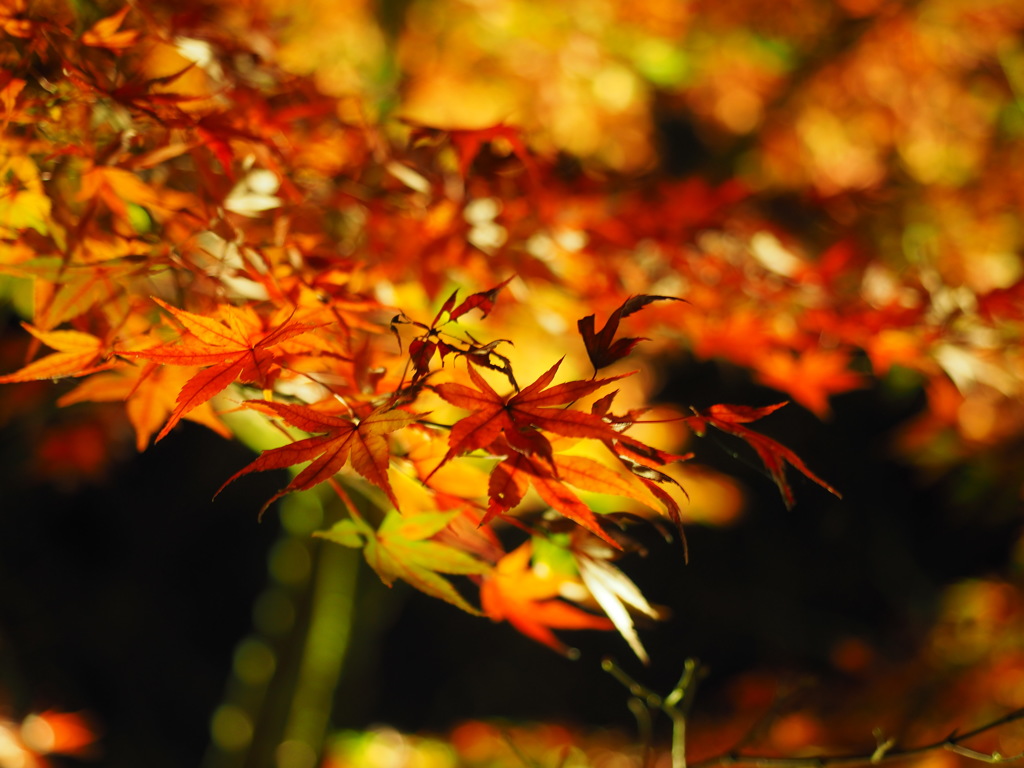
[328,477,366,528]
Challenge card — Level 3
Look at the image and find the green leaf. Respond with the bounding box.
[531,533,577,577]
[315,519,367,548]
[363,510,491,615]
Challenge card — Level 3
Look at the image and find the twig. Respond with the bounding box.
[689,707,1024,768]
[602,660,1024,768]
[500,727,544,768]
[664,659,704,768]
[603,657,707,768]
[628,696,656,768]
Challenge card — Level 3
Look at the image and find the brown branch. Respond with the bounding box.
[690,707,1024,768]
[603,660,1024,768]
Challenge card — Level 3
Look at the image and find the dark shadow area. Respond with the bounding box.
[0,408,282,767]
[341,354,1024,734]
[1,349,1021,762]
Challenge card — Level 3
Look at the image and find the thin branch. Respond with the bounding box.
[663,659,704,768]
[689,707,1024,768]
[603,657,706,768]
[627,696,656,768]
[602,657,663,707]
[500,728,544,768]
[603,660,1024,768]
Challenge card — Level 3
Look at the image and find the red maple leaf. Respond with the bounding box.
[424,276,514,326]
[432,359,626,469]
[485,442,685,548]
[399,277,514,380]
[217,401,419,513]
[448,124,537,180]
[588,390,695,550]
[485,449,618,547]
[684,403,840,509]
[578,294,686,371]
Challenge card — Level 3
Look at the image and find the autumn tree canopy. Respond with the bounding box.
[1,0,1024,765]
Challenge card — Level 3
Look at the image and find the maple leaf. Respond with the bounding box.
[0,0,35,39]
[480,541,612,657]
[0,325,112,383]
[120,299,321,441]
[0,74,25,122]
[432,359,626,469]
[397,277,515,380]
[755,348,864,417]
[0,255,147,330]
[552,454,663,509]
[429,497,506,565]
[407,337,453,379]
[316,511,490,615]
[684,403,840,509]
[485,450,620,547]
[78,166,173,222]
[574,538,666,664]
[0,150,51,236]
[446,276,515,322]
[589,390,695,541]
[448,124,537,180]
[486,448,669,548]
[81,6,139,50]
[578,294,686,371]
[217,401,419,513]
[58,363,231,450]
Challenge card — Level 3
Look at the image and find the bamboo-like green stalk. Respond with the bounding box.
[199,485,362,768]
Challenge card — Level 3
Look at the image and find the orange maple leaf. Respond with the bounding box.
[480,542,612,657]
[217,401,419,513]
[78,166,169,222]
[1,255,149,330]
[0,324,112,383]
[81,6,139,50]
[58,362,231,450]
[754,348,864,417]
[0,75,25,122]
[0,0,34,38]
[119,299,321,441]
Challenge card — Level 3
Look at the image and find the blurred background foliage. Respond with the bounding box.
[1,0,1024,766]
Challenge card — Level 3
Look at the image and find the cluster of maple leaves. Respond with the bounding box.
[28,0,1024,660]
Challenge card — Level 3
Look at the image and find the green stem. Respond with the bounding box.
[199,487,361,768]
